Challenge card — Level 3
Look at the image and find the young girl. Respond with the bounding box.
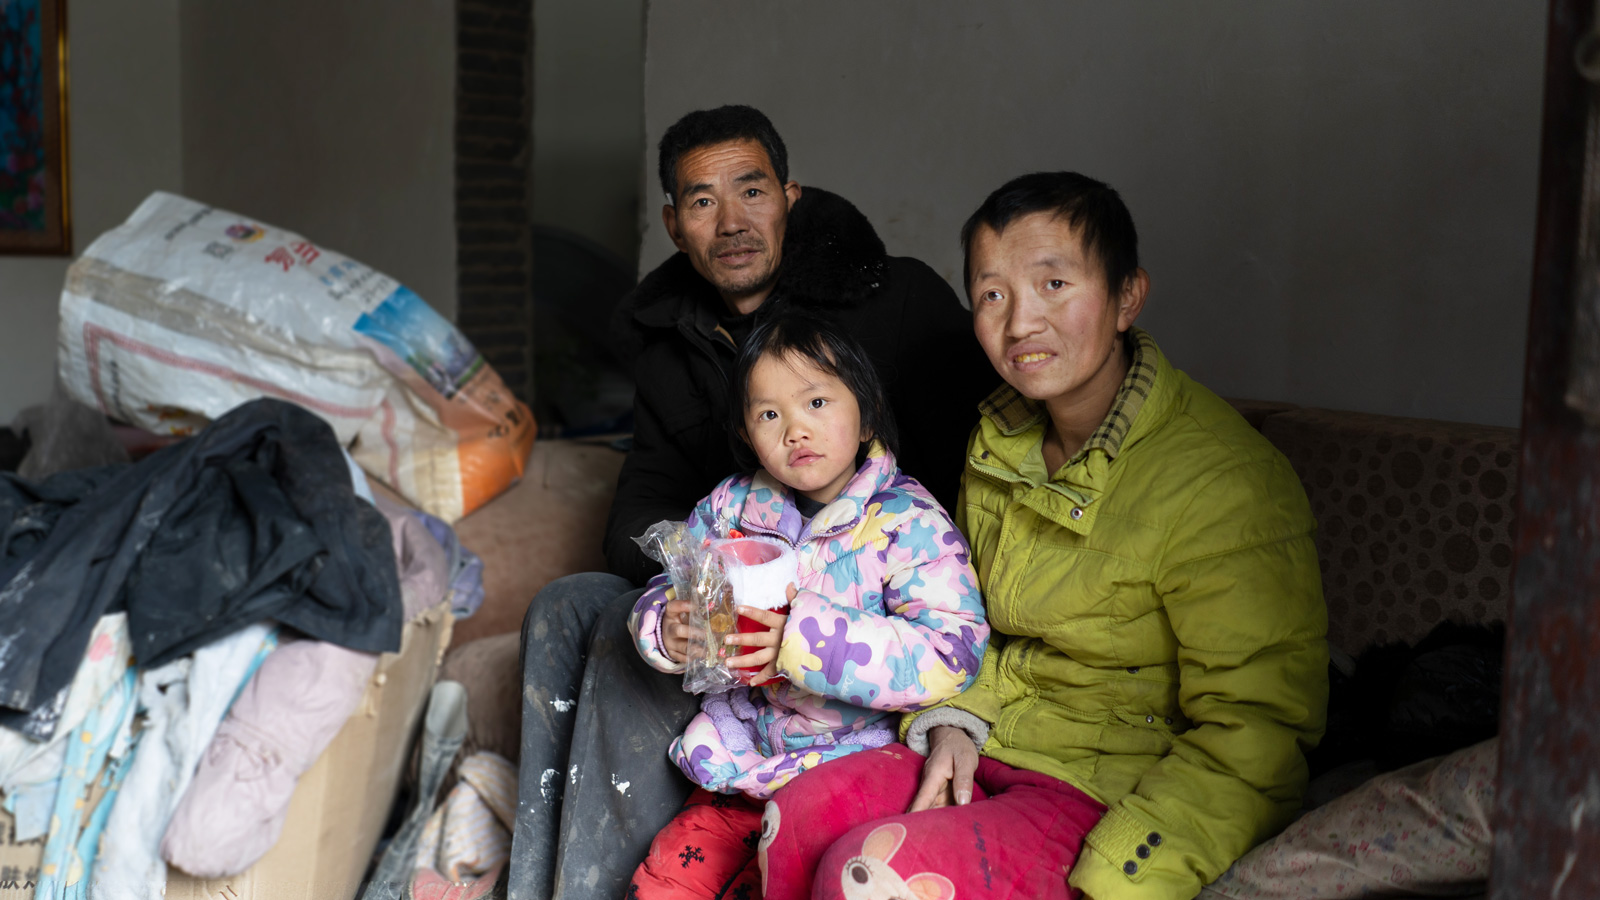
[627,311,989,898]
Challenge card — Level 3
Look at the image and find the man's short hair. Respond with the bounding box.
[960,172,1140,297]
[657,105,789,205]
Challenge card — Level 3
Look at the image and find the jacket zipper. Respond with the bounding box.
[678,319,732,392]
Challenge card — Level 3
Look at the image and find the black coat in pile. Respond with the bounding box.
[0,398,402,740]
[604,187,997,584]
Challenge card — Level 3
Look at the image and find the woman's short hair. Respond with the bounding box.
[960,171,1140,297]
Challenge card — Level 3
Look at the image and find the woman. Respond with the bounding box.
[756,172,1329,900]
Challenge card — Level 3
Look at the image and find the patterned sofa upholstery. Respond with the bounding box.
[1241,405,1519,655]
[1209,400,1515,899]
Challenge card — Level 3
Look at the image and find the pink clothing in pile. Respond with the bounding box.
[161,496,451,878]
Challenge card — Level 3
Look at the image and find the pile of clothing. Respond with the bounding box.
[0,399,483,899]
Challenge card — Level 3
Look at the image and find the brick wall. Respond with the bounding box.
[455,0,534,403]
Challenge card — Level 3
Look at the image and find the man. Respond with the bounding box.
[509,106,991,900]
[605,105,981,582]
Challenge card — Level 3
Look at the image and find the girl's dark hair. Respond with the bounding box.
[729,310,899,471]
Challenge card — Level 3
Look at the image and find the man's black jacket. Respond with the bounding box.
[604,187,996,583]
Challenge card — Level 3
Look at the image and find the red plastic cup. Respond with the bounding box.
[711,537,794,685]
[734,602,790,685]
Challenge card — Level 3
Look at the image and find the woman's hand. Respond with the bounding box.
[662,594,697,663]
[908,725,979,812]
[724,584,797,684]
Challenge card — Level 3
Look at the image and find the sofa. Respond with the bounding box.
[448,400,1517,895]
[1208,401,1514,898]
[1230,402,1516,658]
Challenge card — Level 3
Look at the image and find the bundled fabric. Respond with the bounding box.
[0,614,132,820]
[28,624,274,900]
[160,638,376,879]
[88,625,276,900]
[413,752,517,882]
[0,467,121,740]
[0,398,403,736]
[364,682,469,900]
[410,508,484,619]
[161,496,450,878]
[32,668,139,900]
[1200,739,1497,898]
[376,495,456,620]
[11,398,130,481]
[1311,621,1504,776]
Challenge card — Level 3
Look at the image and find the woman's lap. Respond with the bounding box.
[763,744,1106,900]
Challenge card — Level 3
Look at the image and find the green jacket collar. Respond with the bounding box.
[968,328,1177,533]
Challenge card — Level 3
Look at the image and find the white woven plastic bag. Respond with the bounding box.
[57,192,535,521]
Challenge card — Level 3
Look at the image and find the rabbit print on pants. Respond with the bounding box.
[840,823,955,900]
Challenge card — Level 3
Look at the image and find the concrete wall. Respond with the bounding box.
[0,0,184,423]
[641,2,1545,427]
[531,0,645,266]
[180,0,458,319]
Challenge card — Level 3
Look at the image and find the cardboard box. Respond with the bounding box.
[164,601,454,900]
[0,808,44,900]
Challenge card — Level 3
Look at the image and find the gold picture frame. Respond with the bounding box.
[0,0,70,255]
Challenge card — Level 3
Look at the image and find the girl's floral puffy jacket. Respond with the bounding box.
[631,442,989,798]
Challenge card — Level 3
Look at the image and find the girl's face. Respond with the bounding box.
[742,351,867,505]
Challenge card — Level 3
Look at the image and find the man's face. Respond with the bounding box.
[969,212,1146,409]
[662,139,802,313]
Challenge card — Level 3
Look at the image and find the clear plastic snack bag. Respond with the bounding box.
[633,520,699,601]
[685,550,741,693]
[633,521,741,693]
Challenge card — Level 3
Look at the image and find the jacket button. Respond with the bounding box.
[1148,832,1163,847]
[1123,861,1138,875]
[1126,666,1140,674]
[1145,715,1155,724]
[1164,717,1173,725]
[1136,844,1151,859]
[981,450,989,459]
[1070,507,1084,520]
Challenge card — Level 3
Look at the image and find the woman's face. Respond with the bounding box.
[742,352,866,505]
[968,212,1142,413]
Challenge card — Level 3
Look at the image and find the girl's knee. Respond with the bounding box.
[632,792,763,899]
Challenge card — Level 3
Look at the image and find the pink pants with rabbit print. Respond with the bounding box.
[759,743,1107,900]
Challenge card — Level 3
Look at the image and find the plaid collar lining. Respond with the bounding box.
[976,328,1158,462]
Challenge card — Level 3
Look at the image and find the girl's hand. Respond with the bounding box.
[662,596,697,663]
[908,725,979,812]
[724,584,798,684]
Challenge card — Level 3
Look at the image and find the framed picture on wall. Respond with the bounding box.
[1,0,70,255]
